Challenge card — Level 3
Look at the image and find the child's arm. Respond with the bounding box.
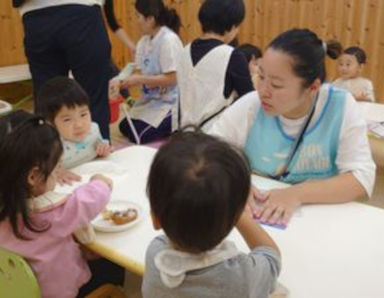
[236,204,280,255]
[54,174,113,234]
[56,162,81,185]
[95,141,113,158]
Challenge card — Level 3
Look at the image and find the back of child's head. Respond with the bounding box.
[0,109,34,142]
[37,76,89,123]
[198,0,245,35]
[343,46,367,64]
[238,43,263,63]
[147,130,251,253]
[0,112,63,239]
[135,0,181,34]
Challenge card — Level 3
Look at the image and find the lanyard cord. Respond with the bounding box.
[269,92,319,181]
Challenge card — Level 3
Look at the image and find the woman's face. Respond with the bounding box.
[256,48,315,119]
[136,11,155,34]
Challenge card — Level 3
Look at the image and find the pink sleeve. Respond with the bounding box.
[50,180,111,235]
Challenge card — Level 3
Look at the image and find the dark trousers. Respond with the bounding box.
[76,258,125,298]
[23,4,112,139]
[119,113,172,144]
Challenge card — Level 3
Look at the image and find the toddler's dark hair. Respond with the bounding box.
[0,113,63,239]
[238,43,263,63]
[37,76,90,123]
[147,130,251,253]
[344,46,367,64]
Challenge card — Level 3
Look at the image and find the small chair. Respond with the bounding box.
[0,247,126,298]
[0,247,41,298]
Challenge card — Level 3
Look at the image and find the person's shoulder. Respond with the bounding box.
[147,235,169,257]
[137,35,150,48]
[357,77,374,85]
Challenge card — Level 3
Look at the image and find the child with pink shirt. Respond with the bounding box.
[0,112,123,298]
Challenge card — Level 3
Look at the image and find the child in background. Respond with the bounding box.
[333,46,375,102]
[238,43,263,88]
[115,0,183,144]
[143,130,281,298]
[38,76,113,185]
[0,113,123,298]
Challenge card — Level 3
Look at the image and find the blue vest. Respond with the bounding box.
[244,86,346,184]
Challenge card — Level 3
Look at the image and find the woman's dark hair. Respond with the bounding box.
[198,0,245,35]
[238,43,263,63]
[37,76,90,123]
[268,28,343,87]
[135,0,181,34]
[0,114,63,239]
[147,129,251,253]
[344,46,367,64]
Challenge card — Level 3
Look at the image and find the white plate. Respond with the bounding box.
[92,200,143,232]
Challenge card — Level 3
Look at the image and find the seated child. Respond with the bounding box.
[0,112,123,298]
[238,43,263,88]
[115,0,183,144]
[143,130,281,298]
[333,46,375,102]
[37,76,113,185]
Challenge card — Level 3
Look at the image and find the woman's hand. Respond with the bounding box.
[254,188,301,226]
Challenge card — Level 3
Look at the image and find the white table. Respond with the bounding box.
[0,64,31,84]
[358,102,384,166]
[359,101,384,123]
[63,146,384,298]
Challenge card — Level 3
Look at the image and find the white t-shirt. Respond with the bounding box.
[333,77,375,102]
[131,26,183,129]
[19,0,102,16]
[209,84,376,196]
[135,27,182,74]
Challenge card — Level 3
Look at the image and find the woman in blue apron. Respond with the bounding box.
[210,29,376,226]
[118,0,183,144]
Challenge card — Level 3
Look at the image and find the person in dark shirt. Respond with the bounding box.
[177,0,254,129]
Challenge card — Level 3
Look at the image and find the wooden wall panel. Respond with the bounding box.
[0,0,383,102]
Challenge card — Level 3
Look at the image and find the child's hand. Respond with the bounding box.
[120,74,142,88]
[96,143,113,157]
[353,91,367,102]
[90,174,113,189]
[56,167,81,186]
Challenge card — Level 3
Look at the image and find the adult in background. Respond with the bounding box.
[13,0,112,139]
[177,0,254,131]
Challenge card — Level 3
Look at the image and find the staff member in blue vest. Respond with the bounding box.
[210,29,376,226]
